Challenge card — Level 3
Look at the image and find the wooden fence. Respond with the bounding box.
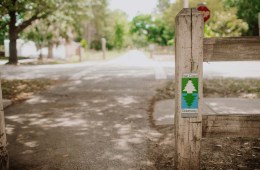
[175,8,260,169]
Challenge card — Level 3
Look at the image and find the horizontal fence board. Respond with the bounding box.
[203,37,260,61]
[203,114,260,121]
[202,114,260,137]
[205,120,260,128]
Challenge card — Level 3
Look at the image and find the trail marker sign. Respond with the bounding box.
[181,73,198,117]
[197,4,210,22]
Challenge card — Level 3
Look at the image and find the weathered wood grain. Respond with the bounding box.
[175,8,203,170]
[202,114,260,137]
[203,37,260,61]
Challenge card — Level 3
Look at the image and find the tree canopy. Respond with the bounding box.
[0,0,90,64]
[160,0,249,37]
[130,14,173,46]
[224,0,260,36]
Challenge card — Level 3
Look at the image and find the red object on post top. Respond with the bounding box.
[197,4,210,22]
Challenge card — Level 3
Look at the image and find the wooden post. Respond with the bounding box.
[0,80,9,170]
[175,8,203,169]
[101,38,106,60]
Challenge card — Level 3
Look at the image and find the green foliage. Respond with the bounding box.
[0,25,7,46]
[80,39,87,49]
[167,39,174,46]
[22,1,89,56]
[224,0,260,35]
[24,22,48,48]
[160,0,249,37]
[90,9,129,50]
[205,11,248,37]
[90,40,102,50]
[0,0,91,62]
[113,23,125,49]
[130,14,173,46]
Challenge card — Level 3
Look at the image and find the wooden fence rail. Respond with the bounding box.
[202,114,260,138]
[203,37,260,61]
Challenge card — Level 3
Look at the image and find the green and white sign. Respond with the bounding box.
[181,73,198,117]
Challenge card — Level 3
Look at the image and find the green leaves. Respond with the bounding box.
[205,11,248,37]
[224,0,260,35]
[130,14,173,46]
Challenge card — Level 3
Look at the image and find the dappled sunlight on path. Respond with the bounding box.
[5,67,163,169]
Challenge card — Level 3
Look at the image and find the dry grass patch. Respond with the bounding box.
[1,79,58,102]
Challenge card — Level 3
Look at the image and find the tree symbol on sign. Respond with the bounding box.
[183,79,196,108]
[184,80,196,94]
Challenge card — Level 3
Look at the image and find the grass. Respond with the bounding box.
[1,79,58,102]
[155,78,260,101]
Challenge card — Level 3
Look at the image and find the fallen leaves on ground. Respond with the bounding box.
[1,79,59,102]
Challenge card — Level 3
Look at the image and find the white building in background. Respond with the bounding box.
[4,40,10,57]
[4,39,79,59]
[5,39,38,58]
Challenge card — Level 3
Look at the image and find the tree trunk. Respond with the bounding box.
[8,11,18,65]
[47,42,54,59]
[0,81,9,170]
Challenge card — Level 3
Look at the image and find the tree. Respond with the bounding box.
[0,0,57,64]
[87,7,130,50]
[0,0,88,64]
[205,11,248,37]
[111,10,130,49]
[130,14,173,46]
[224,0,260,36]
[88,0,109,50]
[22,3,89,59]
[113,23,125,49]
[183,80,196,94]
[24,21,49,60]
[0,24,7,46]
[160,0,248,37]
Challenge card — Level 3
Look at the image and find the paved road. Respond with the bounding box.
[2,50,165,170]
[1,50,260,169]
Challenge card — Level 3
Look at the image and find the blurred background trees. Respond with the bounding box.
[0,0,89,64]
[154,0,252,38]
[224,0,260,36]
[0,0,259,63]
[130,14,173,46]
